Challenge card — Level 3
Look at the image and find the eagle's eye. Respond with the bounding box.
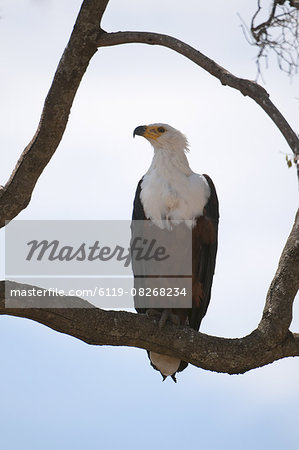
[157,127,165,133]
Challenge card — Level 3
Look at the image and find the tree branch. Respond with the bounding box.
[0,0,110,229]
[1,210,298,375]
[1,281,298,375]
[97,30,299,171]
[249,0,299,77]
[258,208,299,344]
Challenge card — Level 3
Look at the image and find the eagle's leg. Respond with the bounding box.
[158,308,180,328]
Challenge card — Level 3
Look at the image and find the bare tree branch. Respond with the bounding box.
[96,30,299,172]
[1,210,298,374]
[258,209,299,343]
[0,0,110,229]
[247,0,299,77]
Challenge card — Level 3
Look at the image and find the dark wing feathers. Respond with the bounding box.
[188,174,219,331]
[132,178,146,221]
[131,178,147,314]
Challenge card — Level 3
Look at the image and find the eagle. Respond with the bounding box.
[131,123,219,382]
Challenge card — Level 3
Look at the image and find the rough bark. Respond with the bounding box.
[0,0,298,375]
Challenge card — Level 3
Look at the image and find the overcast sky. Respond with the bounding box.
[0,1,299,449]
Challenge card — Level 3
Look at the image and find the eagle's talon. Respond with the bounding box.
[158,309,180,328]
[146,309,162,319]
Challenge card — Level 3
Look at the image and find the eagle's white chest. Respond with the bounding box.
[140,165,210,228]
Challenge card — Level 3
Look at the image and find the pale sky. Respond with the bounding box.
[0,1,299,449]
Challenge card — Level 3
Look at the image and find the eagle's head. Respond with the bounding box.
[133,123,189,153]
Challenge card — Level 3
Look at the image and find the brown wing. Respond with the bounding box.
[132,178,146,221]
[188,174,219,331]
[131,178,147,314]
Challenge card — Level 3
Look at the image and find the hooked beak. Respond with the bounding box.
[133,125,147,138]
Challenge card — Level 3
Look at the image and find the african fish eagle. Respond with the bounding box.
[132,123,219,382]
